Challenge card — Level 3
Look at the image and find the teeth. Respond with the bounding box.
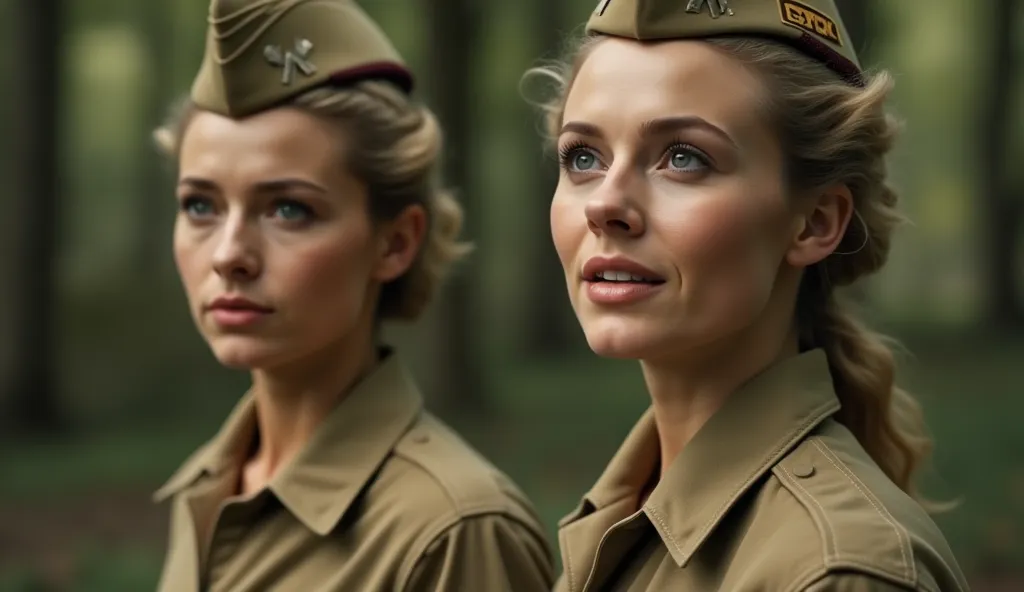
[596,270,650,282]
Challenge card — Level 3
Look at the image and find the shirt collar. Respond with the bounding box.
[568,348,841,567]
[154,349,423,535]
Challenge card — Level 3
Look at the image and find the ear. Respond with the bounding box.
[372,204,428,283]
[785,183,854,268]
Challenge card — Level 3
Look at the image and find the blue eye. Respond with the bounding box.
[665,144,710,172]
[559,141,603,173]
[571,150,599,171]
[271,199,314,222]
[181,196,215,218]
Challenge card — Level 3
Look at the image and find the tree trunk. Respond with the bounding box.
[521,0,578,357]
[979,0,1023,328]
[3,0,65,434]
[425,0,486,416]
[135,0,176,276]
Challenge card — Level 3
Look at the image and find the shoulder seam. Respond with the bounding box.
[776,466,918,589]
[394,510,550,591]
[392,417,508,515]
[788,568,935,592]
[811,438,917,583]
[775,462,837,561]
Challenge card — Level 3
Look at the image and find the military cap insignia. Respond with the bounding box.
[685,0,734,18]
[263,38,317,85]
[778,0,842,46]
[584,0,860,86]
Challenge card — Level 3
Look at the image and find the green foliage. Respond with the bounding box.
[1,0,1021,588]
[71,547,163,592]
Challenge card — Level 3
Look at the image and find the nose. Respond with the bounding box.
[584,185,645,238]
[211,213,262,282]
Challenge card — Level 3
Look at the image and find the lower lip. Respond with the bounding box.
[585,281,664,305]
[209,308,271,327]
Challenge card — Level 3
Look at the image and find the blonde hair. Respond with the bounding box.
[528,35,934,501]
[155,81,471,321]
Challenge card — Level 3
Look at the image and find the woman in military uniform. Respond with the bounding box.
[150,1,554,590]
[529,0,969,590]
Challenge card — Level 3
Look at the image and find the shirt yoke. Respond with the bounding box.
[768,421,965,592]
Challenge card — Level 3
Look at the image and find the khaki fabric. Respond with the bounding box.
[192,0,414,118]
[587,0,862,84]
[153,351,554,591]
[554,350,970,592]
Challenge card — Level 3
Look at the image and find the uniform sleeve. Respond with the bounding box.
[803,573,916,591]
[401,513,555,592]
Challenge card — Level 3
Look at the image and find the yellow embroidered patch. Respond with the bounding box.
[778,0,843,46]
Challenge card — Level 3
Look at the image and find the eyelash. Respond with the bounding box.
[557,140,593,169]
[662,140,713,170]
[556,139,714,172]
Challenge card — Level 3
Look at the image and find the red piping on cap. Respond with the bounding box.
[327,62,415,94]
[790,32,864,87]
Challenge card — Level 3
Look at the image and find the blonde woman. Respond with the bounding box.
[529,0,969,590]
[150,1,553,590]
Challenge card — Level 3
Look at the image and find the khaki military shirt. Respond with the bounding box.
[555,349,970,592]
[154,351,554,591]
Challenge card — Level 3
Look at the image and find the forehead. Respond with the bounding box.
[179,107,340,178]
[563,38,765,137]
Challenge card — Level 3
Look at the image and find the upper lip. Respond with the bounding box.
[582,256,666,282]
[206,295,274,312]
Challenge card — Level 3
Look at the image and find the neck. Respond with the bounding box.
[248,335,379,478]
[641,319,800,479]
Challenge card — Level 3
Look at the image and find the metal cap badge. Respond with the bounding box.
[191,0,414,118]
[587,0,862,85]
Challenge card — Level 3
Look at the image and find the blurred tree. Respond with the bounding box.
[978,0,1023,328]
[521,0,578,357]
[3,0,66,433]
[835,0,869,57]
[426,0,487,414]
[134,0,176,274]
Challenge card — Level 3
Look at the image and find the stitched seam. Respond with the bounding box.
[559,528,576,592]
[396,510,548,590]
[685,400,839,557]
[811,439,915,582]
[779,465,838,564]
[784,565,828,592]
[792,563,923,592]
[645,505,682,559]
[395,511,464,588]
[394,438,497,515]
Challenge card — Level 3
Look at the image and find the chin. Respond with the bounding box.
[207,335,286,370]
[580,317,664,360]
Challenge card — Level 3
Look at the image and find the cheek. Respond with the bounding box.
[172,222,205,301]
[659,193,788,295]
[275,235,374,309]
[550,194,584,272]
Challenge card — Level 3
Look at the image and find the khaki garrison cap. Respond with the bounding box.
[588,0,863,85]
[191,0,414,118]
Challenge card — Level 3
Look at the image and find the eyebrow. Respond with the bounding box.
[178,176,328,194]
[560,116,737,148]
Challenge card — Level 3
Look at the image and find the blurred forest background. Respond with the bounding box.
[1,0,1023,590]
